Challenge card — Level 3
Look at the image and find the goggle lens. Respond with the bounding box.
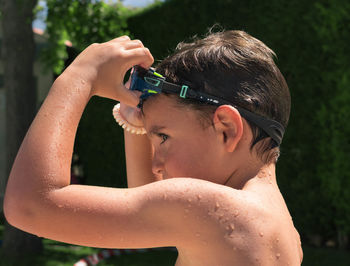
[130,67,164,99]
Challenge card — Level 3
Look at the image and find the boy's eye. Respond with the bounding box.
[158,133,168,144]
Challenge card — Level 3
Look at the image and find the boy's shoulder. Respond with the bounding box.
[143,177,275,235]
[145,177,302,264]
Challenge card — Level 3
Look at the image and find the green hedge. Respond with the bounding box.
[75,0,350,244]
[75,96,127,188]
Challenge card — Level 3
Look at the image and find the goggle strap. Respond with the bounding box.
[136,67,285,145]
[160,81,284,145]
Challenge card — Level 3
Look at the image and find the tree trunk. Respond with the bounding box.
[1,0,42,257]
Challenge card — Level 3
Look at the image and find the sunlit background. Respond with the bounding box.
[33,0,160,30]
[1,0,349,265]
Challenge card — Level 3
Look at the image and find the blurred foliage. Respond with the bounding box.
[312,0,350,242]
[43,0,350,246]
[42,0,131,74]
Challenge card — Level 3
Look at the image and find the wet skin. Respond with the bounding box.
[140,95,303,265]
[3,36,302,266]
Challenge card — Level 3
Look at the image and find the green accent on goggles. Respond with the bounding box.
[130,66,285,146]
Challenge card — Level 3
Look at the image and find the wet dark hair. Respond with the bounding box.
[155,30,291,164]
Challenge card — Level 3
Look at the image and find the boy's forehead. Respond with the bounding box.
[142,97,175,128]
[142,95,177,118]
[142,96,199,130]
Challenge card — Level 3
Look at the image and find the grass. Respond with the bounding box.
[0,222,177,266]
[0,236,177,266]
[1,222,349,266]
[0,237,177,266]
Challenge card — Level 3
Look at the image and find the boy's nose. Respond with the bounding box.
[152,154,164,178]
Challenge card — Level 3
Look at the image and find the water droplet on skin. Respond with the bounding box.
[258,171,265,178]
[196,194,202,201]
[233,210,239,217]
[214,202,220,211]
[187,198,192,203]
[276,253,281,259]
[259,232,264,237]
[58,204,63,208]
[276,238,280,243]
[227,224,235,234]
[162,193,167,200]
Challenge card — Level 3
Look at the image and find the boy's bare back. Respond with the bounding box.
[168,174,302,266]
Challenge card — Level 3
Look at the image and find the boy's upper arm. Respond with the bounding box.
[9,178,227,249]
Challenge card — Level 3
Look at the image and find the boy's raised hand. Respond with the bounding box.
[66,36,154,106]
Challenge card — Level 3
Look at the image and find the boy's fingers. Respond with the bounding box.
[125,47,154,69]
[111,35,130,42]
[124,40,144,50]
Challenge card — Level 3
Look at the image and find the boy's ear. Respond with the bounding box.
[213,105,243,152]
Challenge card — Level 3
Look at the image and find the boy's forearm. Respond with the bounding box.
[5,70,90,202]
[124,132,159,187]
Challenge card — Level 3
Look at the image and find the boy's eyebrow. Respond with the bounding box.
[148,125,166,136]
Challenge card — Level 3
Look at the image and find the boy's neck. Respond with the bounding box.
[224,162,276,190]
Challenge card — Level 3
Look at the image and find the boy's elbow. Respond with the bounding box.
[3,193,23,229]
[3,188,36,231]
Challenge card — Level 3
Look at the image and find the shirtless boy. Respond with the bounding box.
[4,30,303,265]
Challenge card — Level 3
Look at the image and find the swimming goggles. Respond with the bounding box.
[130,66,285,146]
